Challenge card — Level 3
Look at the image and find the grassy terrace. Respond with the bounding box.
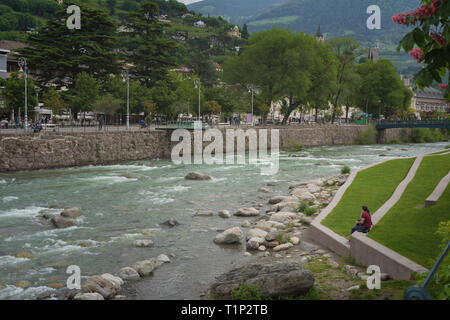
[369,153,450,268]
[322,158,415,236]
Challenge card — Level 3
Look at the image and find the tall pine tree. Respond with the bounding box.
[122,1,177,88]
[17,3,120,89]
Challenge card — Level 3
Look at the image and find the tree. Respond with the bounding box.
[92,94,122,116]
[355,59,411,118]
[242,24,249,39]
[18,3,120,88]
[2,72,37,119]
[328,37,360,123]
[223,29,293,123]
[106,0,117,15]
[307,41,338,122]
[280,32,316,124]
[123,1,177,88]
[394,0,449,100]
[42,88,65,116]
[69,72,100,119]
[203,100,222,115]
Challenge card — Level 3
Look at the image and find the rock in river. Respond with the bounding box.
[234,207,260,217]
[208,261,314,299]
[218,210,231,219]
[133,240,154,248]
[214,227,243,245]
[61,207,82,218]
[132,258,163,277]
[50,216,76,229]
[185,172,211,180]
[82,275,117,299]
[73,292,104,300]
[118,267,140,281]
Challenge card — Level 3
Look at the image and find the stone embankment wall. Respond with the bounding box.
[0,125,408,172]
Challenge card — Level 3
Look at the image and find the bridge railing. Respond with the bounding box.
[376,120,450,130]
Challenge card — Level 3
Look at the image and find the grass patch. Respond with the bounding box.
[298,200,317,216]
[322,158,415,236]
[231,283,268,300]
[369,154,450,268]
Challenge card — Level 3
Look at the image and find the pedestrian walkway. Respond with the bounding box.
[425,171,450,207]
[371,155,423,225]
[311,149,450,280]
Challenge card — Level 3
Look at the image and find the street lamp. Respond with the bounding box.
[18,57,28,132]
[121,70,130,130]
[194,79,201,121]
[248,85,255,125]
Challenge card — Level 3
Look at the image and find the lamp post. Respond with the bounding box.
[248,85,255,125]
[121,70,130,130]
[194,79,201,121]
[18,57,28,132]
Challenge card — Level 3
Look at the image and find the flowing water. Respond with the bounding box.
[0,142,447,300]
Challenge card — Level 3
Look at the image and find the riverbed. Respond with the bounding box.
[0,142,447,300]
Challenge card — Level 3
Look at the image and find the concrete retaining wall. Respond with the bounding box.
[0,125,409,172]
[350,233,428,280]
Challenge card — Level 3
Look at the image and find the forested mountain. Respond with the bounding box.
[188,0,289,25]
[245,0,420,44]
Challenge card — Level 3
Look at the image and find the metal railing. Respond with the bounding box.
[376,120,450,130]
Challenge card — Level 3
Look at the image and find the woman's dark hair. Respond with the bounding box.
[362,206,370,214]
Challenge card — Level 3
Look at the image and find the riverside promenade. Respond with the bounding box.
[310,150,450,280]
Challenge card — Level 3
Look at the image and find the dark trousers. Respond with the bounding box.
[351,225,369,234]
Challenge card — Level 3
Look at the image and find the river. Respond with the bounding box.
[0,142,447,300]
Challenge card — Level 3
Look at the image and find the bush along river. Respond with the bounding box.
[0,142,447,300]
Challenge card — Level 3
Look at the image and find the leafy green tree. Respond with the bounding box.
[92,93,122,116]
[123,1,177,88]
[355,59,411,118]
[223,28,293,123]
[308,41,338,122]
[18,3,120,89]
[42,88,65,116]
[69,72,100,119]
[328,37,360,123]
[2,72,37,119]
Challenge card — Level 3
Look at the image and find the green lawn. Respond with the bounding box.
[322,158,415,236]
[369,154,450,268]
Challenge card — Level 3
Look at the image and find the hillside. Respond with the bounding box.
[188,0,289,25]
[247,0,419,43]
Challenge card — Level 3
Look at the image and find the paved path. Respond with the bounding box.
[371,155,424,225]
[425,170,450,207]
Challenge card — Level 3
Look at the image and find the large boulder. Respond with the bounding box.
[270,212,298,223]
[306,184,321,194]
[118,267,140,281]
[270,201,298,212]
[254,221,273,232]
[246,228,268,240]
[101,274,124,290]
[247,237,265,250]
[273,243,294,252]
[218,210,231,219]
[81,275,117,299]
[214,227,243,245]
[234,207,260,217]
[185,172,211,180]
[268,196,296,205]
[208,261,314,299]
[61,208,82,219]
[51,216,76,229]
[132,258,163,277]
[194,210,214,217]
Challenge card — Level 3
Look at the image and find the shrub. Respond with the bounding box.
[386,138,403,144]
[298,201,308,212]
[304,207,318,216]
[283,140,304,152]
[355,124,377,145]
[231,283,266,300]
[411,128,447,143]
[341,165,351,174]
